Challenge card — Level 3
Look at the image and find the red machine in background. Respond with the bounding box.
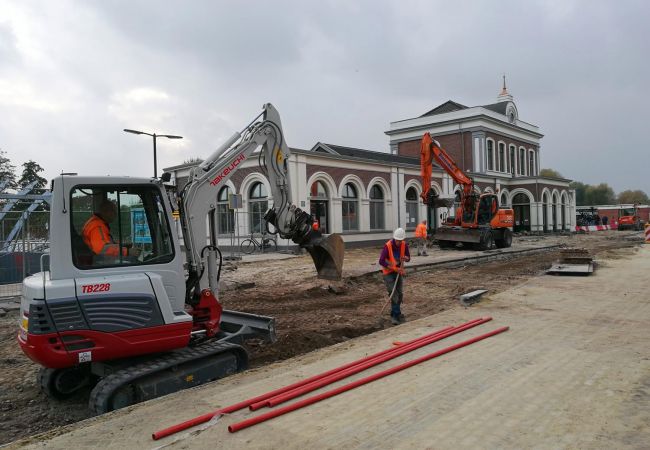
[420,133,514,250]
[617,205,644,230]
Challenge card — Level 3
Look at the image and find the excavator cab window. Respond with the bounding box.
[70,185,175,269]
[477,195,498,225]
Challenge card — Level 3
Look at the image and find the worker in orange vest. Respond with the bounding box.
[415,220,428,256]
[82,199,140,264]
[378,228,411,325]
[312,218,319,231]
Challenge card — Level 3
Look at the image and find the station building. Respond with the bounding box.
[165,82,576,246]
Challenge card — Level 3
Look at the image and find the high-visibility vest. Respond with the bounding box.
[415,223,427,238]
[82,215,125,257]
[382,239,406,275]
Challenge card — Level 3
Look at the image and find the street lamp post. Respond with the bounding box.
[123,129,183,178]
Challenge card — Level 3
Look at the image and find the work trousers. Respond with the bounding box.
[383,272,403,318]
[417,237,428,256]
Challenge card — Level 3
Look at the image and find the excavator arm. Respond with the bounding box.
[179,104,344,302]
[420,132,474,205]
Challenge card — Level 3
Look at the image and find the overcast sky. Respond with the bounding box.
[1,0,648,194]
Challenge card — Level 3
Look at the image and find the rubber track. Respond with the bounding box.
[89,340,247,414]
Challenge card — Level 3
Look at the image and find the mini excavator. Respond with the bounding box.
[17,103,344,413]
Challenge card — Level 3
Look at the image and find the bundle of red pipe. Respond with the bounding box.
[153,317,508,440]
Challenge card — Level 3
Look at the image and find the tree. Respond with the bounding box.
[569,181,587,206]
[14,160,50,239]
[618,189,649,205]
[585,183,616,205]
[539,168,563,178]
[0,149,17,190]
[18,160,47,192]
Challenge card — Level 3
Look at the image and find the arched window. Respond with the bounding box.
[217,186,234,234]
[509,145,516,175]
[405,186,419,229]
[310,180,328,199]
[341,183,359,231]
[369,185,385,230]
[454,189,462,210]
[500,192,508,207]
[498,143,506,173]
[486,140,494,171]
[249,182,268,234]
[519,148,526,175]
[310,180,329,233]
[529,150,535,176]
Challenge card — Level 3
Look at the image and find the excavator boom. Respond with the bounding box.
[420,132,474,205]
[180,104,344,294]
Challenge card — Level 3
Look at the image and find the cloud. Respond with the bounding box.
[0,0,648,194]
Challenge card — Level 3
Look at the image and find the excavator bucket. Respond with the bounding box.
[303,233,345,280]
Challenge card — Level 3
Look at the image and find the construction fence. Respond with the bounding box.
[171,209,297,257]
[0,209,50,298]
[1,207,292,298]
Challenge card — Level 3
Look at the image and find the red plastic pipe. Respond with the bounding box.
[248,320,485,411]
[261,317,492,409]
[228,326,509,433]
[152,318,485,440]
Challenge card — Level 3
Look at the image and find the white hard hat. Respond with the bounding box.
[393,227,406,241]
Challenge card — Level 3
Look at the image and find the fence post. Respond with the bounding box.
[21,212,26,280]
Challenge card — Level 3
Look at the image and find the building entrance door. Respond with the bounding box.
[310,200,329,234]
[512,193,531,232]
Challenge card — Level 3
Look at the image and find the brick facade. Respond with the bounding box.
[306,164,391,189]
[229,167,260,192]
[398,132,473,173]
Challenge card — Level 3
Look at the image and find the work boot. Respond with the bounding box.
[391,316,400,325]
[398,314,406,323]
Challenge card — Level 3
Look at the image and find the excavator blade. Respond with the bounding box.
[304,233,345,280]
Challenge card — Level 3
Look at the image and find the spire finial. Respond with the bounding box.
[497,74,513,102]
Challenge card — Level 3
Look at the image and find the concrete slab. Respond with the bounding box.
[459,289,488,306]
[547,263,595,275]
[7,247,649,450]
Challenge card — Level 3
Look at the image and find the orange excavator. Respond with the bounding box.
[616,205,643,231]
[420,133,514,250]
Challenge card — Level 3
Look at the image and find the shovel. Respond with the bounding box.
[376,259,404,327]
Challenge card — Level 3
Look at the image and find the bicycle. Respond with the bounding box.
[239,231,278,255]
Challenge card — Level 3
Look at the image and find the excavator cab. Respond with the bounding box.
[477,194,499,226]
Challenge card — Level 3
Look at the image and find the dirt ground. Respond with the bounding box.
[0,231,642,445]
